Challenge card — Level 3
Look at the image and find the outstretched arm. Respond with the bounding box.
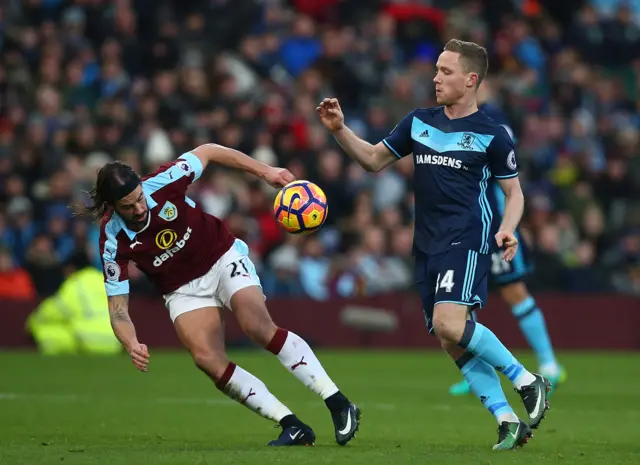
[317,98,398,172]
[190,144,295,188]
[108,294,149,372]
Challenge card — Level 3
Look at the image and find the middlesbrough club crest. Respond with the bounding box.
[158,201,178,222]
[457,132,476,150]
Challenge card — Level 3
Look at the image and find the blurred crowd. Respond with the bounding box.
[1,0,639,302]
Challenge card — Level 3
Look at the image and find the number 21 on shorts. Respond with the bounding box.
[435,270,455,293]
[229,258,250,278]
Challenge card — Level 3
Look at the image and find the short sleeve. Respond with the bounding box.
[488,129,518,179]
[177,152,204,181]
[141,152,204,195]
[99,218,130,296]
[382,111,415,159]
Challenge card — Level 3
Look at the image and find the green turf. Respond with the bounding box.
[1,350,639,464]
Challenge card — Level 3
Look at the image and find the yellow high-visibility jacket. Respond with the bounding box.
[26,268,122,355]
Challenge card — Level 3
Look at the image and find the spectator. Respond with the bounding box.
[355,226,412,294]
[24,234,64,298]
[0,245,36,300]
[3,197,37,267]
[0,0,637,301]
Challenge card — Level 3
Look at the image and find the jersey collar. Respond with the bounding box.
[143,183,158,209]
[114,188,156,240]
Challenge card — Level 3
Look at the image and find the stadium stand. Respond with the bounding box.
[0,0,638,303]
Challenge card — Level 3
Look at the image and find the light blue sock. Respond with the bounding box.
[456,352,517,423]
[512,296,557,367]
[459,320,535,388]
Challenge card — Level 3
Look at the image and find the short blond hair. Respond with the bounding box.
[444,39,488,88]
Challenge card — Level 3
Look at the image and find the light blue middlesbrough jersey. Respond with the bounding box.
[383,106,518,256]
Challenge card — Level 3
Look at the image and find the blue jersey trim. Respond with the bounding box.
[434,300,477,307]
[103,216,130,296]
[478,166,493,254]
[179,152,204,180]
[382,138,403,159]
[462,250,479,302]
[437,296,485,309]
[142,152,204,209]
[494,172,518,179]
[108,194,153,240]
[410,117,495,154]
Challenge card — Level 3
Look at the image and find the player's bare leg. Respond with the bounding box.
[173,307,315,446]
[231,285,360,446]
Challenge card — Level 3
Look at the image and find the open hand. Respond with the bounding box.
[495,231,519,262]
[316,98,345,133]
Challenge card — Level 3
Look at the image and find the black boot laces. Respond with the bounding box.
[496,422,510,443]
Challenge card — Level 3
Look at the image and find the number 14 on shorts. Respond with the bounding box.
[436,270,455,293]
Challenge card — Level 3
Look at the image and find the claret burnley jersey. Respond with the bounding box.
[99,153,235,296]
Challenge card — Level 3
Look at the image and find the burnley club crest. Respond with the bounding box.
[159,201,178,222]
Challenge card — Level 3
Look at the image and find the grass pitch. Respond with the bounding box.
[1,350,639,464]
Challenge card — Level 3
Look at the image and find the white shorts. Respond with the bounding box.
[163,239,263,322]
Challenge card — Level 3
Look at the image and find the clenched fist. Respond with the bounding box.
[495,231,519,262]
[129,343,150,372]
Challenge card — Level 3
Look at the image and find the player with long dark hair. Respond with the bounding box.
[79,144,360,446]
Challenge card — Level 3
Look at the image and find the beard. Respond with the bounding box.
[126,211,149,231]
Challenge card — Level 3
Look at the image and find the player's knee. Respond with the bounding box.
[432,309,466,344]
[441,339,466,359]
[190,347,228,379]
[500,281,529,306]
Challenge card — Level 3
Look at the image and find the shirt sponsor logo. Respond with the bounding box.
[153,228,192,267]
[415,154,462,169]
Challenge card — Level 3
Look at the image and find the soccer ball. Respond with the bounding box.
[273,180,328,234]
